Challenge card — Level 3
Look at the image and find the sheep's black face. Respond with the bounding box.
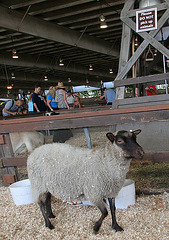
[106,130,144,160]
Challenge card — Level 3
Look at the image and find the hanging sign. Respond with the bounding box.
[136,8,157,32]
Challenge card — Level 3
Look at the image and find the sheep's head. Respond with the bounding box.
[106,130,144,160]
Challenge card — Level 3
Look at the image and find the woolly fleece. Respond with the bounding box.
[27,139,131,206]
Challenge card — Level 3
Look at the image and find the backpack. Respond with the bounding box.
[0,100,14,115]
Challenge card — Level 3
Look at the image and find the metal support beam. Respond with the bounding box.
[0,6,119,58]
[0,52,114,79]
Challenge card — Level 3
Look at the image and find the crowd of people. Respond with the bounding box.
[2,82,117,117]
[2,82,83,117]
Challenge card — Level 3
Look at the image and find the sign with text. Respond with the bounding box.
[136,8,157,32]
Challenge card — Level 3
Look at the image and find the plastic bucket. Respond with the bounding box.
[9,179,35,205]
[115,179,135,209]
[68,179,135,209]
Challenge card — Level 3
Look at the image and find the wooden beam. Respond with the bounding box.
[121,0,135,16]
[0,135,5,145]
[115,72,169,87]
[116,22,132,99]
[116,5,169,81]
[127,2,169,17]
[0,104,169,133]
[1,157,27,167]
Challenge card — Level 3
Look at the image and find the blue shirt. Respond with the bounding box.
[47,94,58,108]
[105,89,116,104]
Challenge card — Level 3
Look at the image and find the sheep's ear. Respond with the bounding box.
[106,132,115,143]
[132,129,142,136]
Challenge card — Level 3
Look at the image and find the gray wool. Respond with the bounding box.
[27,140,131,205]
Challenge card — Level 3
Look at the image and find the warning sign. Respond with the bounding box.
[136,8,157,32]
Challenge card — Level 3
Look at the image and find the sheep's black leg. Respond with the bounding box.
[38,199,54,229]
[108,198,123,232]
[93,204,108,233]
[45,192,55,218]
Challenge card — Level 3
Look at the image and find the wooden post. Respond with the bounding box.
[0,134,19,185]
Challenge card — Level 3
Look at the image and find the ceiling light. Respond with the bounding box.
[109,69,113,74]
[86,79,89,84]
[11,73,15,79]
[139,0,161,9]
[68,78,71,82]
[12,49,18,59]
[44,75,48,81]
[154,49,158,56]
[59,59,64,66]
[100,15,108,29]
[7,85,13,89]
[135,37,138,46]
[89,64,93,71]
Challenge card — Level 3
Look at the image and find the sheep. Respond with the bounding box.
[27,129,144,233]
[10,132,45,154]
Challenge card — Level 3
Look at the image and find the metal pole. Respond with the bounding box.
[84,127,92,149]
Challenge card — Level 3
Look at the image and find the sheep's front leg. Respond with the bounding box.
[38,196,54,230]
[108,198,123,232]
[93,203,108,233]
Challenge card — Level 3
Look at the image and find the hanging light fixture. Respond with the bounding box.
[100,15,108,29]
[135,37,139,46]
[68,78,71,83]
[86,78,89,84]
[89,64,93,71]
[59,59,64,66]
[154,49,158,56]
[109,69,113,74]
[139,0,161,8]
[12,49,18,59]
[11,72,15,79]
[44,75,48,81]
[7,85,13,89]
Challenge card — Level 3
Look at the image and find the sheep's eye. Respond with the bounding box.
[117,138,124,144]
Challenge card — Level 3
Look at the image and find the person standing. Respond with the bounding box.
[32,84,46,112]
[28,93,34,113]
[66,90,74,108]
[56,82,69,109]
[46,86,58,111]
[104,88,116,105]
[2,99,24,116]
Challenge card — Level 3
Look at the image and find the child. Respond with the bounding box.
[73,96,81,109]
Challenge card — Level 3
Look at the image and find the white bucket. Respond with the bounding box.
[68,179,135,209]
[9,179,35,206]
[115,179,135,209]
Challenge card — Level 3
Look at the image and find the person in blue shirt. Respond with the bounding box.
[46,86,58,111]
[104,88,116,105]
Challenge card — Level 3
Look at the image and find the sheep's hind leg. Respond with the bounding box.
[108,198,123,232]
[46,192,55,218]
[38,193,54,229]
[93,202,108,233]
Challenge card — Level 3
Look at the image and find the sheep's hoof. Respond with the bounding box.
[113,224,124,232]
[93,222,100,234]
[47,223,55,230]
